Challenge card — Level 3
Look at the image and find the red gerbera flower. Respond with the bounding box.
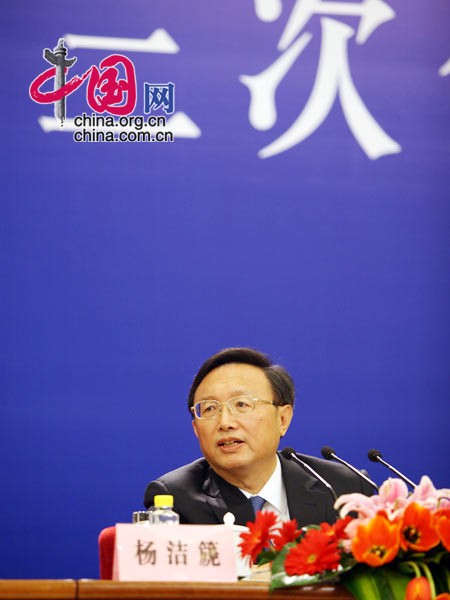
[239,510,278,563]
[320,516,352,542]
[271,518,303,551]
[333,516,353,540]
[284,528,341,576]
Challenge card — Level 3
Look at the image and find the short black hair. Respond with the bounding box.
[188,347,295,412]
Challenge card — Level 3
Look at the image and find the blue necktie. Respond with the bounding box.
[249,495,266,515]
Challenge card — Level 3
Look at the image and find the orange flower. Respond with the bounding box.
[271,518,302,551]
[400,502,440,552]
[405,577,450,600]
[239,510,278,563]
[434,508,450,552]
[284,528,341,576]
[352,513,401,567]
[405,576,432,600]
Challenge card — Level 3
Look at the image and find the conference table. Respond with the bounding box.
[0,580,353,600]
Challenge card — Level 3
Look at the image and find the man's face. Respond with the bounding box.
[192,363,293,487]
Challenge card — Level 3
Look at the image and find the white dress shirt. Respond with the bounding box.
[239,455,290,522]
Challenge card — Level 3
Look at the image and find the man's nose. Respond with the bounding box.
[217,402,237,428]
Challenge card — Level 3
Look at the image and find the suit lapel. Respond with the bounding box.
[200,455,335,527]
[280,453,334,527]
[202,466,254,526]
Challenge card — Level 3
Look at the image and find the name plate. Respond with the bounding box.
[113,524,238,582]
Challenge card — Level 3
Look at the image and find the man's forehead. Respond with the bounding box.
[194,362,272,397]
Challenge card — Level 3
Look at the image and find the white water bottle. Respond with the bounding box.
[151,494,179,525]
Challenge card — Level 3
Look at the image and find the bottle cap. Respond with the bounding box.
[154,494,174,508]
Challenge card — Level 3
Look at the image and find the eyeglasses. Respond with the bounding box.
[191,395,276,419]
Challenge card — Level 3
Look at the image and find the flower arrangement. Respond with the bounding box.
[239,476,450,599]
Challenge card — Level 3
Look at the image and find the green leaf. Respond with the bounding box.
[268,544,291,586]
[269,568,341,591]
[341,565,410,600]
[341,567,385,600]
[374,568,411,600]
[255,548,277,566]
[269,547,354,592]
[397,560,422,578]
[427,564,450,595]
[426,549,450,565]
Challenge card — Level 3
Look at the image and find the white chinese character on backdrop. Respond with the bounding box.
[240,0,401,159]
[439,57,450,77]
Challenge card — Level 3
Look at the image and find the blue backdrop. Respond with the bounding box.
[1,0,449,579]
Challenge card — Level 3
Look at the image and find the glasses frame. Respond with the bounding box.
[190,395,277,420]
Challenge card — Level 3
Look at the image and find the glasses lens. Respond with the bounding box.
[230,395,255,414]
[195,400,219,419]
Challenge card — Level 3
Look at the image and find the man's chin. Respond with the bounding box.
[209,455,251,477]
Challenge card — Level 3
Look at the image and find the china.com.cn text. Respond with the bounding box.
[73,113,174,143]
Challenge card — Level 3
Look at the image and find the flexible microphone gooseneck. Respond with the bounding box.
[281,447,337,502]
[321,446,379,493]
[368,449,417,489]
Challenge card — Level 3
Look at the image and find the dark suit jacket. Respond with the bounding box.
[143,452,373,527]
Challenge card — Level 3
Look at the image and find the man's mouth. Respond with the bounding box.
[218,439,243,447]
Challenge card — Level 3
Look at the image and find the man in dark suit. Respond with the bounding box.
[144,347,373,527]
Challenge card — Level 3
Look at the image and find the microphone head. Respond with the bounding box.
[321,446,335,460]
[368,449,382,462]
[281,447,296,460]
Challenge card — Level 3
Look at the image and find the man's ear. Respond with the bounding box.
[192,418,199,439]
[278,404,293,437]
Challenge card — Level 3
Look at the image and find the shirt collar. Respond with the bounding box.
[239,455,289,519]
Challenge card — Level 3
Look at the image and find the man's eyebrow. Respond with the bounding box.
[228,389,252,397]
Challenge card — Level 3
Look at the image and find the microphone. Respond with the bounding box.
[368,449,417,489]
[321,446,379,493]
[282,447,337,501]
